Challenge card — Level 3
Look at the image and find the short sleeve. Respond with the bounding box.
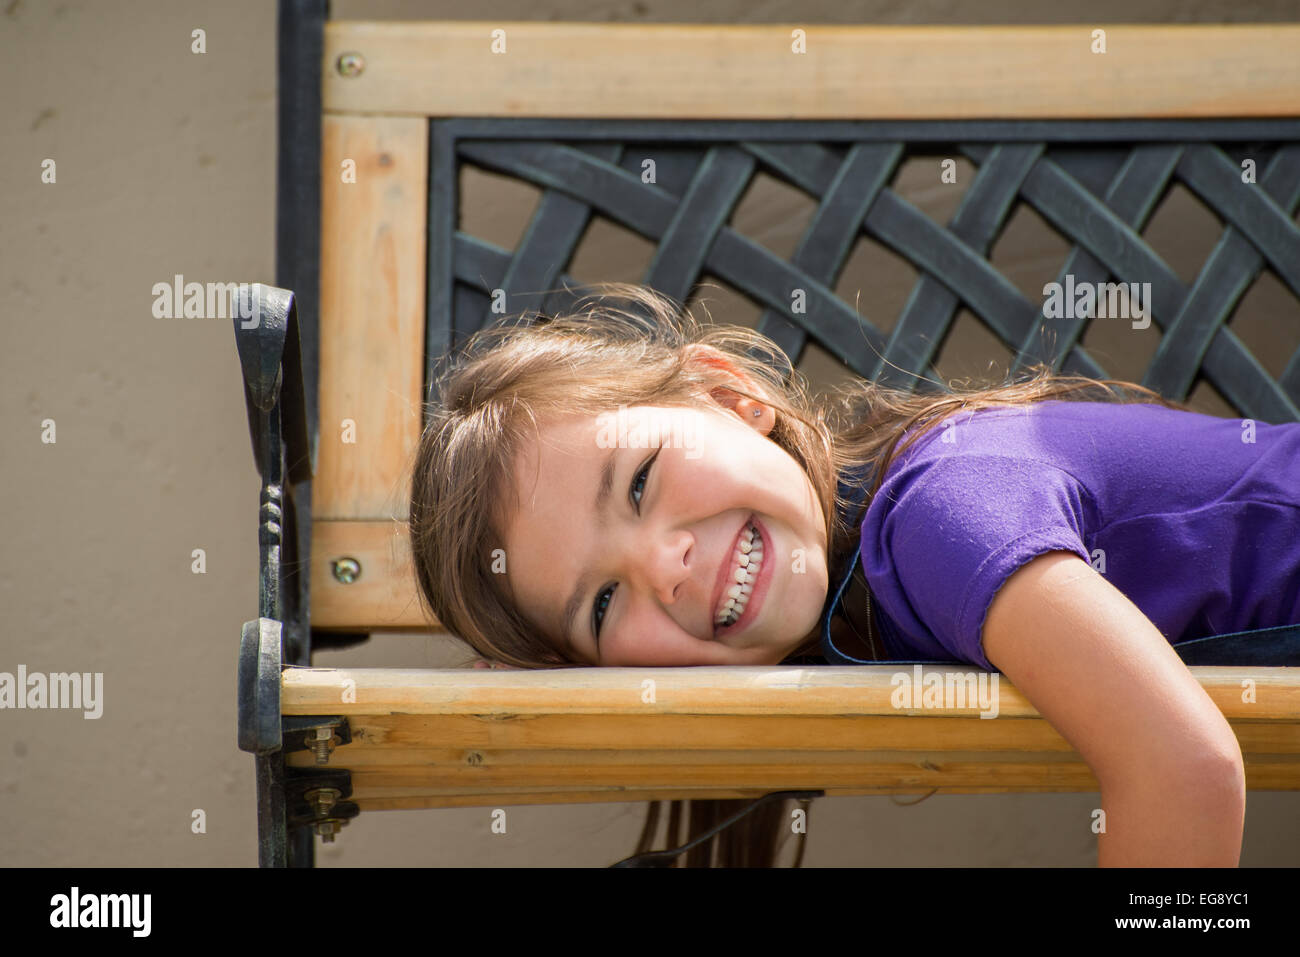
[864,451,1094,670]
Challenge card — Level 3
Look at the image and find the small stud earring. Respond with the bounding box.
[753,408,761,418]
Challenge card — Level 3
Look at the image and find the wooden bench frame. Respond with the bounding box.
[235,1,1300,866]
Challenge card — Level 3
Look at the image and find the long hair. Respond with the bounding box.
[408,281,1192,866]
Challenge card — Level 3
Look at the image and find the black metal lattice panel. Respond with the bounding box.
[425,119,1300,424]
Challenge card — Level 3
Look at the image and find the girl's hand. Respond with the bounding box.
[472,659,519,670]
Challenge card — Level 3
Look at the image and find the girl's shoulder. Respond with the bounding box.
[856,418,1097,670]
[882,397,1286,493]
[899,397,1212,454]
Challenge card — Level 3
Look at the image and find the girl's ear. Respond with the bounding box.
[683,343,775,435]
[682,342,741,377]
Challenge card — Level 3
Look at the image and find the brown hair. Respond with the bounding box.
[409,281,1192,865]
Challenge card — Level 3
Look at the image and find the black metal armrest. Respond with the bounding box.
[232,284,315,488]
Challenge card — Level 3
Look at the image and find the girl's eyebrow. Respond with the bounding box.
[559,446,620,648]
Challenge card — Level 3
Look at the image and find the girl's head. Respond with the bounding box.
[410,281,1190,671]
[409,283,844,669]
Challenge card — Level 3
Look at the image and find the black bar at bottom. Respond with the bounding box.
[255,752,288,868]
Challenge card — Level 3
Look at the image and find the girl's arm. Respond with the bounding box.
[982,550,1246,866]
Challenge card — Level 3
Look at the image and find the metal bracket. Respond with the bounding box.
[310,630,372,653]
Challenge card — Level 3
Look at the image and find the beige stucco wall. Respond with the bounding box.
[2,0,1297,867]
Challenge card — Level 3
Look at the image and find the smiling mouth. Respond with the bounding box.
[714,520,763,630]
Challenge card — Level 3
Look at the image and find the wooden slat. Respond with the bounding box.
[311,520,429,629]
[350,788,1084,809]
[288,748,1300,791]
[281,666,1300,798]
[287,720,1300,757]
[282,665,1300,720]
[316,115,427,521]
[289,742,1300,795]
[322,23,1300,119]
[335,760,1300,795]
[337,757,1300,811]
[303,715,1077,752]
[324,755,1300,809]
[295,756,1300,810]
[329,754,1107,792]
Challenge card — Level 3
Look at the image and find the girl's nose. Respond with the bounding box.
[634,529,692,607]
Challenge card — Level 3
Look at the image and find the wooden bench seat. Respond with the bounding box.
[236,3,1300,866]
[281,666,1300,809]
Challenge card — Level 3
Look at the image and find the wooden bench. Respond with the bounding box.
[235,2,1300,866]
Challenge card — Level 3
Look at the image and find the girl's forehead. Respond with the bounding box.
[533,405,688,439]
[526,410,607,450]
[505,415,604,490]
[515,405,702,474]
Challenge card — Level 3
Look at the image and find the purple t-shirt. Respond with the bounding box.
[857,399,1300,670]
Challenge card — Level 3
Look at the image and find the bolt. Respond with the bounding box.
[315,820,340,842]
[309,727,336,765]
[304,786,341,818]
[332,557,361,584]
[336,52,365,77]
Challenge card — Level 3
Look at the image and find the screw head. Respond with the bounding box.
[332,557,361,584]
[336,52,365,77]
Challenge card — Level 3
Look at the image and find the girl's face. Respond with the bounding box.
[500,393,830,666]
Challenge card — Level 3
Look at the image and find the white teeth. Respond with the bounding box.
[716,523,763,627]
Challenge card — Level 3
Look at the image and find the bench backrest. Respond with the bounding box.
[289,14,1300,640]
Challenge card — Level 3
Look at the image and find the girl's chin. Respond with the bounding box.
[722,634,786,662]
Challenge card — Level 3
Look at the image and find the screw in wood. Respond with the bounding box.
[336,52,365,77]
[332,557,361,584]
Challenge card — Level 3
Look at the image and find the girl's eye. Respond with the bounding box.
[630,454,655,513]
[592,586,614,641]
[592,451,659,640]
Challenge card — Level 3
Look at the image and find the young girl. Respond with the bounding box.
[409,281,1300,867]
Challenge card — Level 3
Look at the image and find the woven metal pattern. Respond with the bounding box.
[426,120,1300,422]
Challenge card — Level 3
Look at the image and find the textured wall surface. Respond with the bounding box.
[2,0,1297,867]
